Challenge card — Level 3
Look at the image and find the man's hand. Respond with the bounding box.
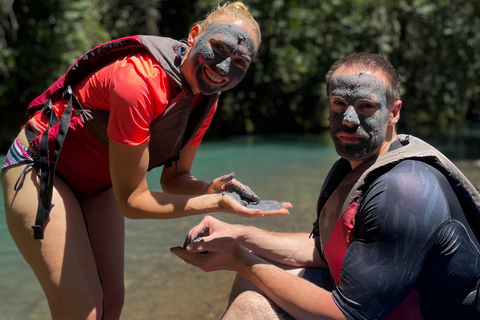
[171,237,250,272]
[182,216,234,249]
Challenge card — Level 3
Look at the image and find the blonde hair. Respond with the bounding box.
[196,2,261,51]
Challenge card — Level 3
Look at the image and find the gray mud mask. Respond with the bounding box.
[328,73,390,160]
[189,23,255,95]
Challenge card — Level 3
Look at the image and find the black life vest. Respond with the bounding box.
[310,134,480,319]
[311,134,480,258]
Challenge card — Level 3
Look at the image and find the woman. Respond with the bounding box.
[2,2,290,319]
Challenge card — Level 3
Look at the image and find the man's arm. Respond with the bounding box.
[183,216,327,268]
[241,256,347,320]
[173,237,346,320]
[237,227,326,268]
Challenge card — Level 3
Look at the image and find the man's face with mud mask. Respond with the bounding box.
[188,22,256,95]
[328,72,390,160]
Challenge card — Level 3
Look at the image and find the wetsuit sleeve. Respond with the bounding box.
[187,101,218,147]
[331,160,451,319]
[107,54,170,146]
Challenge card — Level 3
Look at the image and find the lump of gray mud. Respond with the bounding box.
[222,191,285,211]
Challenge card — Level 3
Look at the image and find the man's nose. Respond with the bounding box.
[216,57,231,75]
[343,105,360,126]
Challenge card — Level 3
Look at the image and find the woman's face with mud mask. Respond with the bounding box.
[188,22,256,95]
[328,72,390,161]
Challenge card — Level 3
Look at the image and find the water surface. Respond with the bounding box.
[1,131,479,320]
[0,134,339,320]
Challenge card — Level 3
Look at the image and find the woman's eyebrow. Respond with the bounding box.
[213,39,253,62]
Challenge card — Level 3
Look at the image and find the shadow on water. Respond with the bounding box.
[1,130,480,319]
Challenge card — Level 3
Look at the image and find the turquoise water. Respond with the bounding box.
[1,131,479,320]
[0,134,340,320]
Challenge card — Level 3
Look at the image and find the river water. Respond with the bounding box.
[1,131,479,320]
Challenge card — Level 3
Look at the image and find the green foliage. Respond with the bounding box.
[392,0,480,127]
[207,0,480,137]
[0,0,479,149]
[0,0,110,146]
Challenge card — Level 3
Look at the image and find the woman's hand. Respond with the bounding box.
[205,172,260,202]
[205,173,292,217]
[219,192,291,217]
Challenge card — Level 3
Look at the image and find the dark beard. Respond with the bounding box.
[332,136,371,160]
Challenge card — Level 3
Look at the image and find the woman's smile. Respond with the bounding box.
[204,67,226,84]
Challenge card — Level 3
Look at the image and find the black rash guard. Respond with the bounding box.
[332,159,480,320]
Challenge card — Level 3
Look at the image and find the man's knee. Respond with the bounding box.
[224,291,267,319]
[224,291,292,320]
[233,290,267,307]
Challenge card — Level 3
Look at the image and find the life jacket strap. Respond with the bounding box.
[31,86,75,239]
[164,153,180,170]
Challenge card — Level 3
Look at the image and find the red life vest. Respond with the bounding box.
[311,134,480,318]
[25,36,219,239]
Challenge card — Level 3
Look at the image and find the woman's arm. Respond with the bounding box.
[110,140,216,219]
[160,144,210,195]
[161,145,262,201]
[109,140,285,219]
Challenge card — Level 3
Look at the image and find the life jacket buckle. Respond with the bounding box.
[62,85,73,100]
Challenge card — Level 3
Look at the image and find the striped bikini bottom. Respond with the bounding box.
[2,138,38,174]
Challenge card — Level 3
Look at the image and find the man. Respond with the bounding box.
[172,53,480,319]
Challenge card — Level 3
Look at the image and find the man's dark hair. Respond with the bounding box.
[326,52,401,106]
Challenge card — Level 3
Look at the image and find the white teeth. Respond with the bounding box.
[205,68,223,83]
